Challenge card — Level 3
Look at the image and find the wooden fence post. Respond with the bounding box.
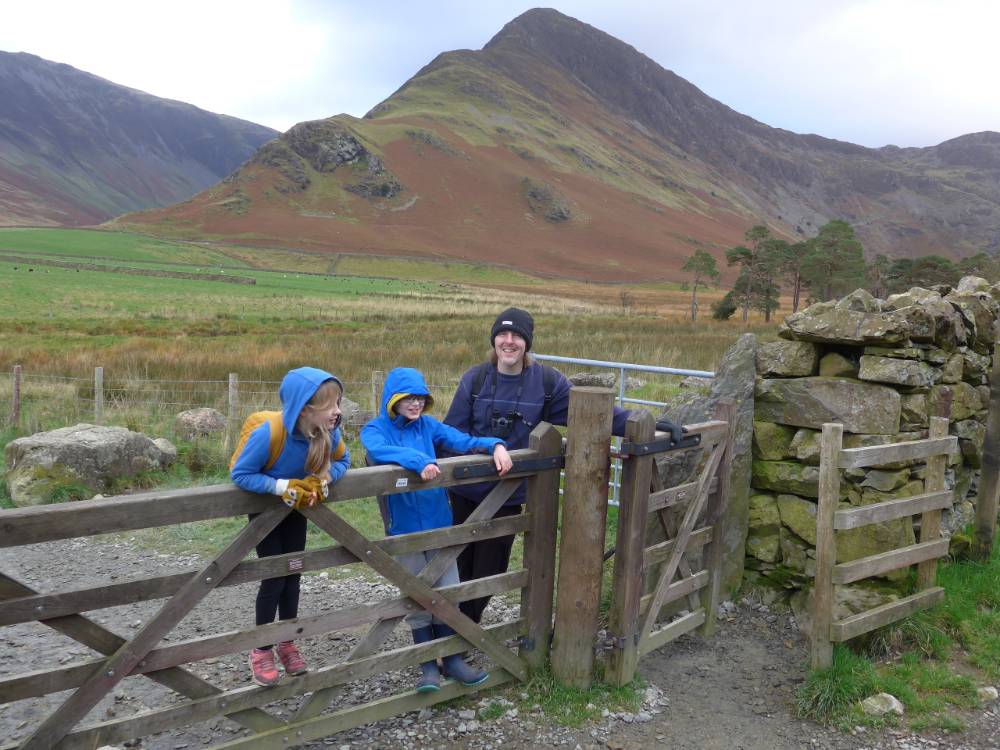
[811,422,843,670]
[974,338,1000,561]
[606,410,655,687]
[520,422,563,673]
[94,367,104,425]
[226,373,239,452]
[700,398,736,637]
[551,386,613,689]
[12,365,21,428]
[917,416,949,588]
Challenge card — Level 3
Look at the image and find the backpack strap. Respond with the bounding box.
[469,361,491,408]
[540,365,557,423]
[264,413,286,471]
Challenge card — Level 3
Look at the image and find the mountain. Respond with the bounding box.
[116,9,1000,282]
[0,51,278,226]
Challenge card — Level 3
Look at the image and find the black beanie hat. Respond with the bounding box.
[491,307,534,351]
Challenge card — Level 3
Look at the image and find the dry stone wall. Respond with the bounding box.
[746,278,997,597]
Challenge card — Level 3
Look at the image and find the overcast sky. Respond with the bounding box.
[2,0,996,148]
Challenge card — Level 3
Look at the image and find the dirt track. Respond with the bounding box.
[1,537,997,750]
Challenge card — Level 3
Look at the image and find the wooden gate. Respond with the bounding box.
[0,423,562,750]
[605,401,736,686]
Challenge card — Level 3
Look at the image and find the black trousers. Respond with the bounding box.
[449,491,523,623]
[249,510,307,648]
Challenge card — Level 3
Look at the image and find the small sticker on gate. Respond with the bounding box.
[396,478,409,488]
[288,558,303,571]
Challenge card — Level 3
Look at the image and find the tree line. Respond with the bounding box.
[681,220,1000,322]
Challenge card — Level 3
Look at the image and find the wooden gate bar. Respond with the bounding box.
[0,573,281,732]
[18,506,290,750]
[1,571,528,703]
[917,416,949,589]
[301,504,528,681]
[606,410,655,686]
[4,622,526,750]
[649,464,702,614]
[811,422,843,669]
[638,441,723,644]
[0,515,531,627]
[519,423,562,672]
[293,477,522,722]
[700,399,736,637]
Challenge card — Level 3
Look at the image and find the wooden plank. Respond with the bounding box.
[606,411,656,687]
[811,422,843,670]
[0,575,281,734]
[832,539,950,584]
[837,436,957,469]
[519,423,563,673]
[638,438,723,646]
[639,570,709,616]
[642,526,713,569]
[678,420,728,448]
[301,504,529,680]
[0,516,530,627]
[649,463,701,614]
[833,490,953,530]
[293,476,522,723]
[917,416,950,589]
[18,506,289,750]
[0,448,544,547]
[974,336,1000,561]
[0,572,529,702]
[206,671,516,750]
[17,622,524,750]
[831,587,945,642]
[648,478,718,513]
[552,387,614,689]
[638,609,706,657]
[700,398,735,637]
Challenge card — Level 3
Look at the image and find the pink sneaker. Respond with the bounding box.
[249,648,281,686]
[276,641,308,676]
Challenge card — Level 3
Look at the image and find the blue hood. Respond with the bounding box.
[279,367,343,433]
[381,367,434,418]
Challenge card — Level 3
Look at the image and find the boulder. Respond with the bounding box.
[956,275,992,294]
[5,424,176,507]
[899,393,929,431]
[789,429,821,465]
[778,300,908,346]
[791,581,902,637]
[937,353,964,384]
[776,494,818,545]
[752,460,820,498]
[945,290,998,352]
[859,468,910,492]
[755,377,901,434]
[818,351,857,377]
[339,396,362,426]
[752,421,796,461]
[884,289,967,350]
[953,418,986,467]
[962,349,991,382]
[929,382,983,421]
[778,528,814,577]
[746,494,781,563]
[755,340,818,377]
[174,408,226,440]
[858,355,937,388]
[861,694,905,717]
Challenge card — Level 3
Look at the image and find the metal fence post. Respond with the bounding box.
[94,367,104,425]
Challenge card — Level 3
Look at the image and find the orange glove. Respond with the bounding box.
[281,476,329,509]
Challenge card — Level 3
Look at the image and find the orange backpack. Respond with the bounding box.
[229,411,347,471]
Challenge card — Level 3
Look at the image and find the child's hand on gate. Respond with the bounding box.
[420,463,441,481]
[282,476,327,508]
[493,444,513,476]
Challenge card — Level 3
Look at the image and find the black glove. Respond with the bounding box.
[655,417,687,446]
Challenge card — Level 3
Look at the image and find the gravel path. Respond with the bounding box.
[1,537,997,750]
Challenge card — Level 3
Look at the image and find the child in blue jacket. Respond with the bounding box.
[231,366,351,687]
[362,367,512,693]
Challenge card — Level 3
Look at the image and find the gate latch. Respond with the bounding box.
[619,433,701,457]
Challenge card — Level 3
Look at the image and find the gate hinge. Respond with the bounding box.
[607,632,639,650]
[516,636,536,651]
